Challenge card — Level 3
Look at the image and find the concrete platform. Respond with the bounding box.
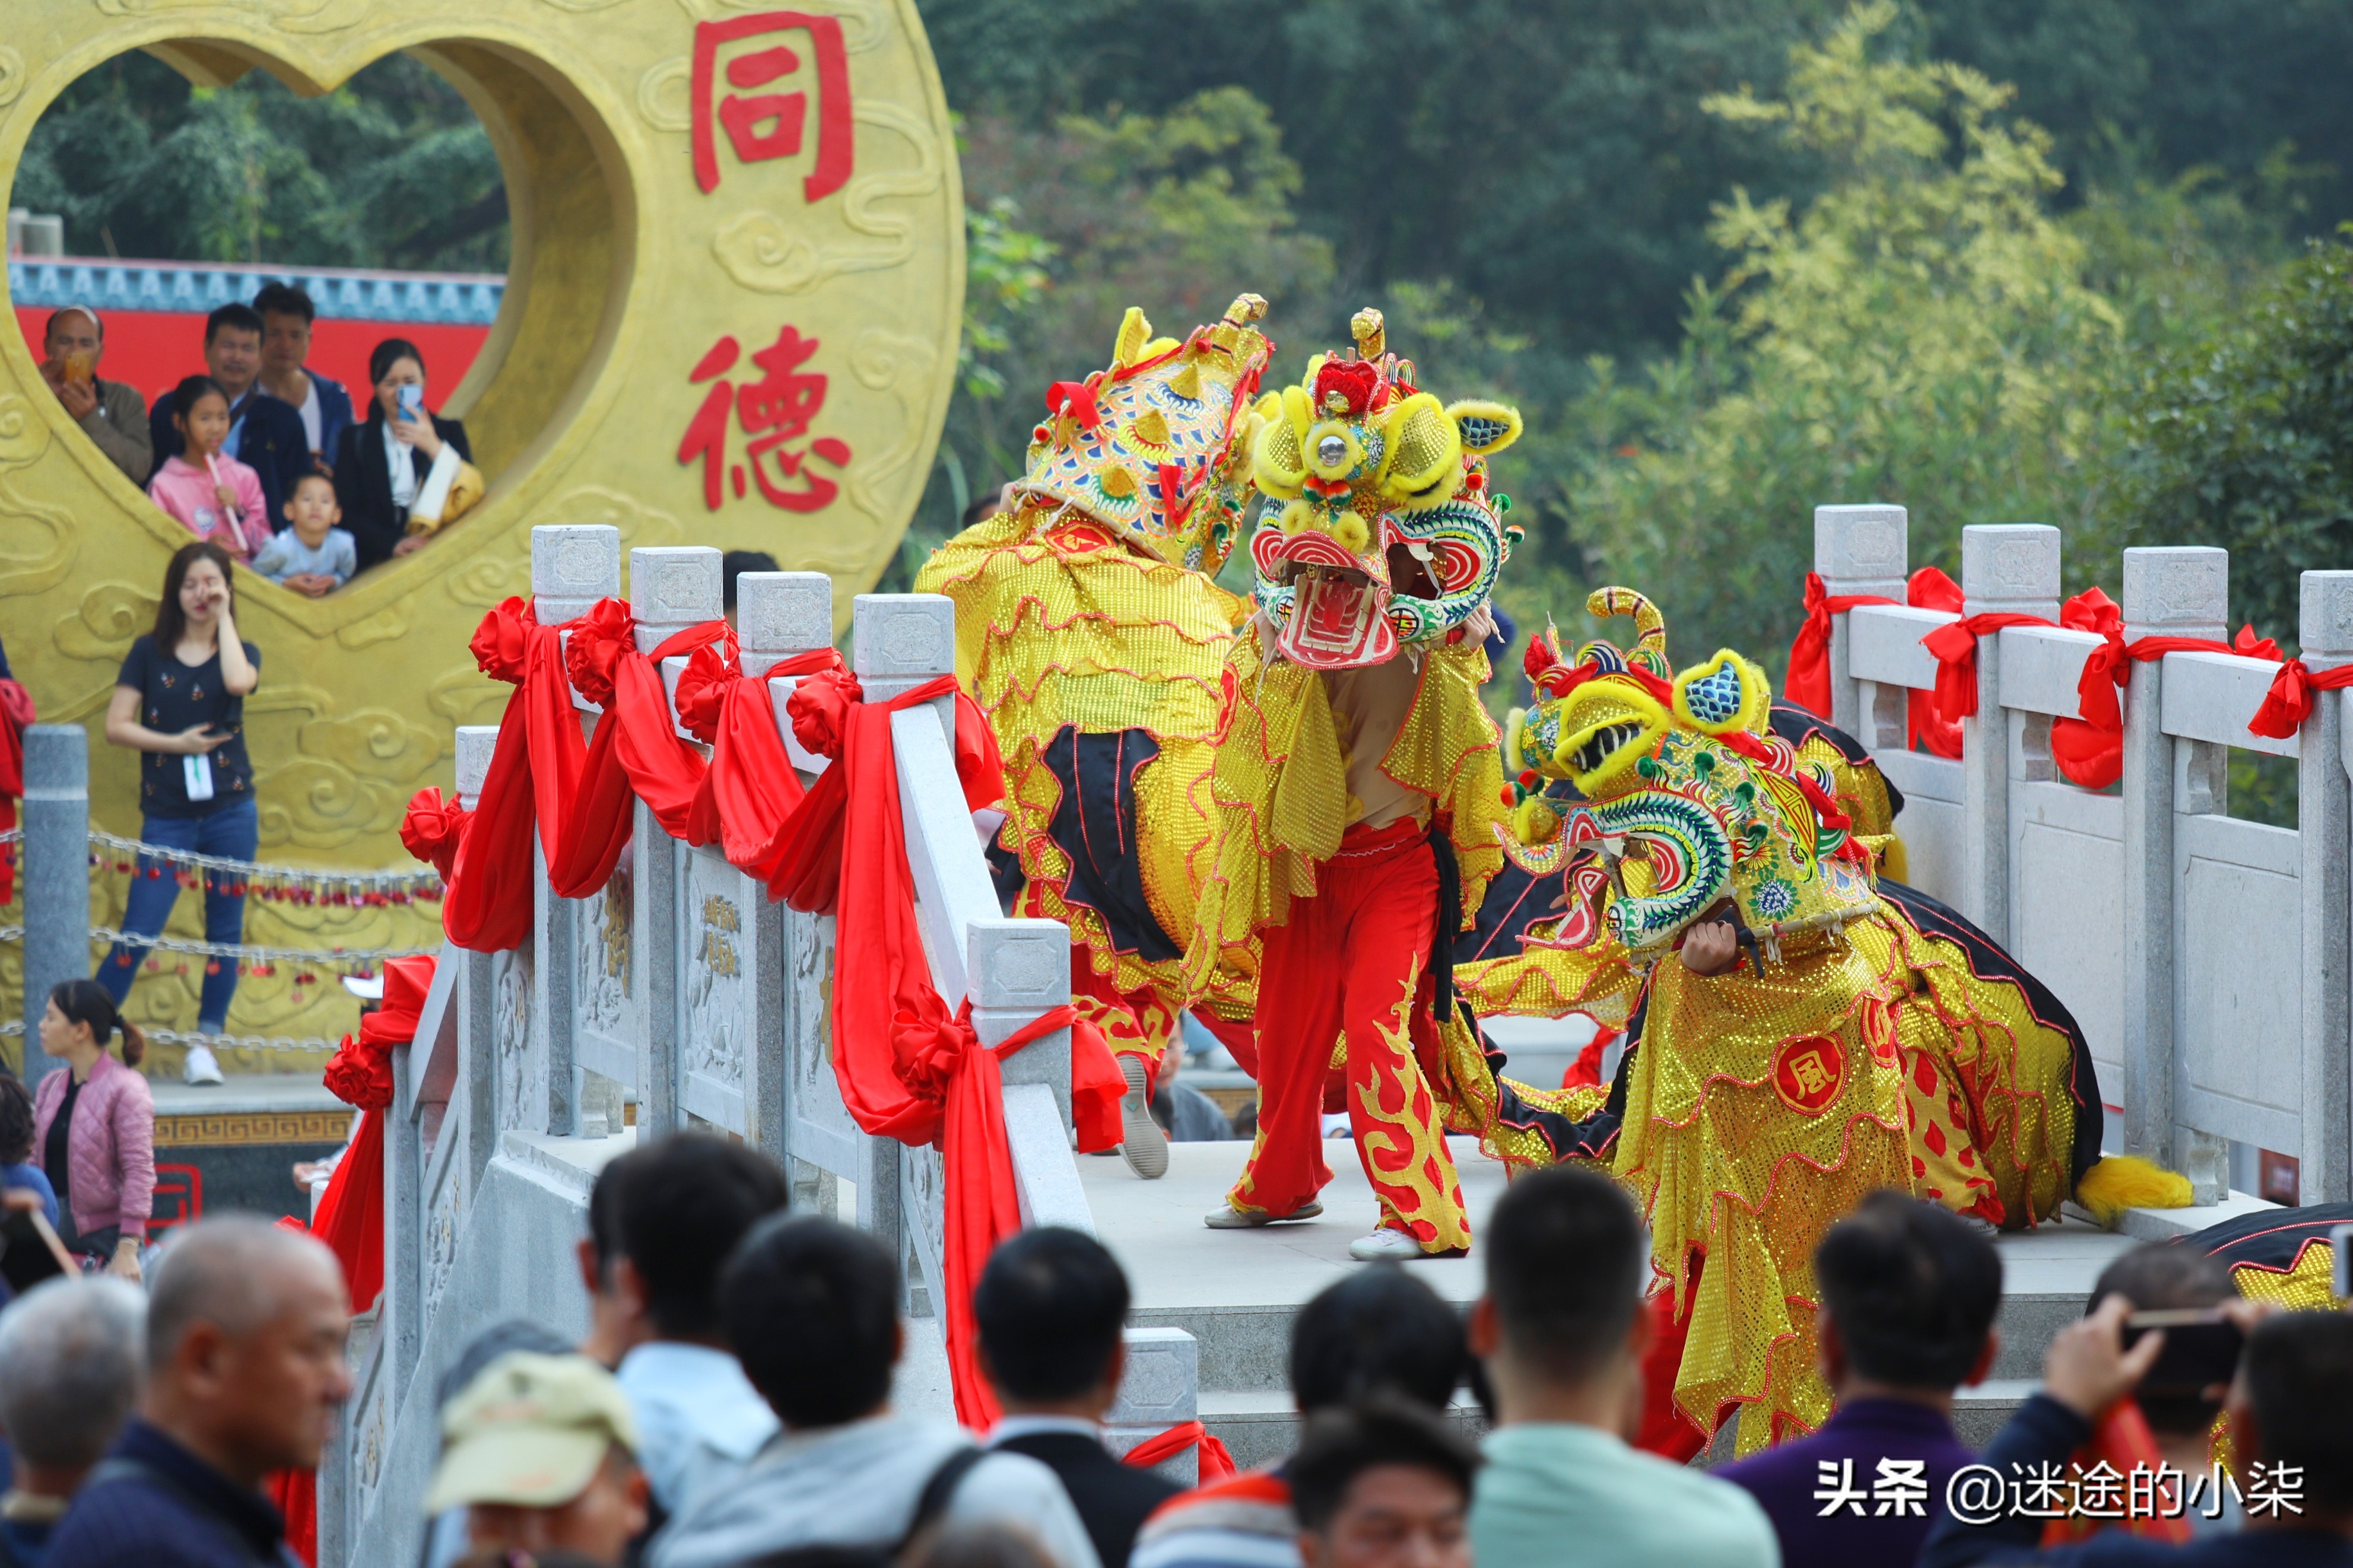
[150,1072,353,1225]
[1079,1136,2139,1463]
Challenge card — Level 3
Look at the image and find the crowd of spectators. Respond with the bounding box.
[2,1144,2351,1568]
[34,286,480,594]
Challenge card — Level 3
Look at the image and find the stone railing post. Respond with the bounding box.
[18,724,87,1084]
[1813,505,1909,739]
[970,918,1093,1232]
[2118,547,2229,1195]
[1958,526,2060,942]
[628,548,724,1141]
[741,573,837,771]
[453,727,500,1182]
[1105,1327,1203,1486]
[531,524,619,1137]
[385,1036,423,1407]
[2300,573,2353,1205]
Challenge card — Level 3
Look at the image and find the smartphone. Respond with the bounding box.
[2123,1307,2245,1395]
[397,383,424,422]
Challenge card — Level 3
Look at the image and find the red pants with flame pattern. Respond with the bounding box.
[1227,818,1472,1253]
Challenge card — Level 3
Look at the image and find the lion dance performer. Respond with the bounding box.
[917,295,1274,1177]
[1484,589,2113,1454]
[1185,308,1543,1260]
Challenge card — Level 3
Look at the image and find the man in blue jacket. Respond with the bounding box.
[147,303,312,530]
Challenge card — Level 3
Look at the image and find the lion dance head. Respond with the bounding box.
[1507,589,1880,960]
[1247,308,1523,669]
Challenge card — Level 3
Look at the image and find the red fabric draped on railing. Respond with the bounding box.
[1915,587,2278,790]
[1783,567,1965,758]
[409,598,1128,1426]
[1122,1420,1238,1482]
[763,668,1124,1426]
[275,952,437,1567]
[2248,657,2353,739]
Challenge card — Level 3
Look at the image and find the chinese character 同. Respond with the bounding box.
[1872,1459,1928,1518]
[1815,1459,1869,1518]
[678,326,854,513]
[691,12,854,201]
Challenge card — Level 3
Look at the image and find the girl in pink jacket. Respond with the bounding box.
[31,979,155,1280]
[148,374,271,561]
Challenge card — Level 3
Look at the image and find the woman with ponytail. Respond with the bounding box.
[31,980,155,1280]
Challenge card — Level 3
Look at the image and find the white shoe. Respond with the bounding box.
[1348,1227,1463,1262]
[182,1042,226,1086]
[1205,1200,1322,1229]
[1117,1055,1170,1181]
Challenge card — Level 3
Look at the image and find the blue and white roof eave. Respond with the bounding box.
[7,256,505,326]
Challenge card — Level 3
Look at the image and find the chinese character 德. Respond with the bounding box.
[678,326,854,514]
[691,12,854,201]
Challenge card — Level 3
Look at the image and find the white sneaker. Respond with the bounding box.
[182,1042,226,1086]
[1117,1055,1170,1181]
[1348,1227,1465,1262]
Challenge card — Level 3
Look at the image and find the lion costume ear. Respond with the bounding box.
[1671,650,1770,735]
[1447,399,1522,457]
[1376,392,1462,508]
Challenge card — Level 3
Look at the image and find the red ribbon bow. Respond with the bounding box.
[398,787,470,882]
[2250,657,2353,740]
[1122,1421,1239,1482]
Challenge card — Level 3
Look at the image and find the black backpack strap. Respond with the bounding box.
[900,1445,989,1552]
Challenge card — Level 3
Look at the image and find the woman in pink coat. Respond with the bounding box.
[31,979,155,1281]
[147,374,270,561]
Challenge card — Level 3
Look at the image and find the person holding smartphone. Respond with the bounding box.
[333,337,477,572]
[100,542,262,1087]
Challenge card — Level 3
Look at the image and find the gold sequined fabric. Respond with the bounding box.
[2229,1241,2343,1312]
[918,504,1255,1013]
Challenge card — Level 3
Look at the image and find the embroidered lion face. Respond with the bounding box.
[1013,294,1274,575]
[1247,308,1522,669]
[1506,589,1875,956]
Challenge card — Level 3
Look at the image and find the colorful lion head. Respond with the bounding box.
[1247,309,1523,669]
[1507,588,1878,958]
[1011,294,1274,574]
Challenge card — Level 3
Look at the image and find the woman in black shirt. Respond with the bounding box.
[100,541,260,1086]
[334,337,473,571]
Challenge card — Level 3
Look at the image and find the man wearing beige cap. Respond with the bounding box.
[427,1351,649,1568]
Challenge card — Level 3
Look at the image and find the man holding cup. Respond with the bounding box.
[37,306,151,484]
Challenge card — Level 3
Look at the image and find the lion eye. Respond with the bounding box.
[1316,434,1348,466]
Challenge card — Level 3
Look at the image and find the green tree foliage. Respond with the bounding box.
[1524,3,2123,664]
[10,50,507,272]
[2107,235,2353,649]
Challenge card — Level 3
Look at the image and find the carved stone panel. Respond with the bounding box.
[575,863,642,1093]
[785,908,862,1176]
[681,847,754,1135]
[493,943,541,1134]
[901,1141,947,1318]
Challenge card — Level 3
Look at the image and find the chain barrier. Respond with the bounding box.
[81,828,443,905]
[87,925,433,972]
[0,1019,340,1052]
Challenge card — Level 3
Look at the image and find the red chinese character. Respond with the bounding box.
[691,12,854,202]
[678,327,855,513]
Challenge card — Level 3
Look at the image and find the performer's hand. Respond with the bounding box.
[2043,1294,2164,1420]
[1678,918,1741,976]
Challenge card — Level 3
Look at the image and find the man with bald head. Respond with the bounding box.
[47,1216,352,1568]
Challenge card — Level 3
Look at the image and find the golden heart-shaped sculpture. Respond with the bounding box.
[0,1,963,1064]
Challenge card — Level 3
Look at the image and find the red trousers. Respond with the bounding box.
[1228,818,1472,1253]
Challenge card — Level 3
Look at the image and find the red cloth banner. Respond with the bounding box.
[439,599,579,951]
[766,671,1115,1425]
[2249,657,2353,740]
[1782,568,1966,760]
[1122,1420,1239,1483]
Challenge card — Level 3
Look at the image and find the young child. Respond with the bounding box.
[252,472,357,596]
[147,374,270,561]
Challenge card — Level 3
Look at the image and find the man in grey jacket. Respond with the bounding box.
[650,1215,1101,1568]
[37,307,150,484]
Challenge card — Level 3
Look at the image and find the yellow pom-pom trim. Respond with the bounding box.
[1331,512,1370,555]
[1278,499,1316,535]
[2075,1154,2193,1228]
